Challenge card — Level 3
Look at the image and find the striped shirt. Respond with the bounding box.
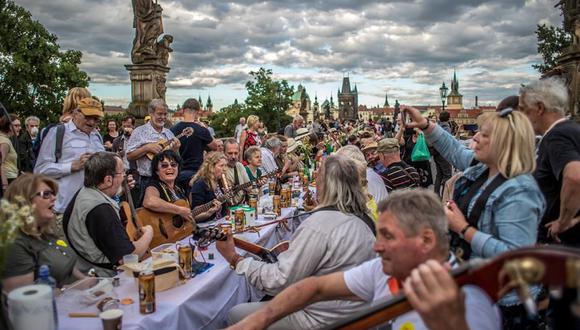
[378,161,420,192]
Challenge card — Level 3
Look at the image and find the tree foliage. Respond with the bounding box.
[0,0,89,123]
[209,68,294,137]
[533,24,572,74]
[244,68,293,133]
[210,100,247,138]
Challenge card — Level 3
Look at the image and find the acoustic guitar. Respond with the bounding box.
[135,199,194,249]
[120,179,141,241]
[323,245,580,330]
[146,127,194,160]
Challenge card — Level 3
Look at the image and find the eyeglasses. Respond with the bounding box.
[33,190,55,199]
[160,162,178,169]
[498,107,516,130]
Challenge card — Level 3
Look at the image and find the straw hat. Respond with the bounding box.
[286,138,302,153]
[295,128,310,140]
[361,141,378,153]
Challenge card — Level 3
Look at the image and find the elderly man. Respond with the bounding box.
[63,152,153,276]
[235,117,246,143]
[223,138,250,205]
[228,189,500,330]
[260,136,282,173]
[518,77,580,247]
[34,98,106,214]
[170,98,217,189]
[376,138,420,192]
[127,99,180,202]
[284,115,304,138]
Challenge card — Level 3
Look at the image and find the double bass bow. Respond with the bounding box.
[324,245,580,330]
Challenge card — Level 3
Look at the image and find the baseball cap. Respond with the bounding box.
[77,98,104,118]
[377,138,400,154]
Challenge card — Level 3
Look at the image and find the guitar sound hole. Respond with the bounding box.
[172,215,184,228]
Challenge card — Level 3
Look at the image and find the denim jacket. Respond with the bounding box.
[427,125,546,305]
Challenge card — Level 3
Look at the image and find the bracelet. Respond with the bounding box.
[420,121,431,131]
[459,224,472,239]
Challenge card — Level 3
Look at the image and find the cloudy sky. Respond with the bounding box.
[16,0,562,110]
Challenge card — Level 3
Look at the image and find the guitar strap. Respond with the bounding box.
[314,205,376,236]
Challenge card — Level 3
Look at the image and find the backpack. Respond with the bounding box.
[32,123,66,164]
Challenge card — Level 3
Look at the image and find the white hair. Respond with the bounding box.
[148,99,168,113]
[520,77,569,116]
[25,116,40,126]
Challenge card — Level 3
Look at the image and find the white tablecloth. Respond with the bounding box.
[57,206,298,330]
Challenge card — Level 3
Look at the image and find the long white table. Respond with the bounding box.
[57,206,298,330]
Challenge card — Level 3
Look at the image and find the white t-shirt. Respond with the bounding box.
[343,258,501,330]
[367,167,388,204]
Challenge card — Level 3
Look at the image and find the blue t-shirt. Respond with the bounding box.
[170,122,212,172]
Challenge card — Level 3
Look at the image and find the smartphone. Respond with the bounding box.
[400,110,407,126]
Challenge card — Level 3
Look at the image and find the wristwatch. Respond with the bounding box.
[229,254,243,270]
[459,224,472,239]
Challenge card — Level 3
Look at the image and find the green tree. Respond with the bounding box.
[0,0,89,123]
[245,68,293,133]
[210,100,247,137]
[533,24,571,74]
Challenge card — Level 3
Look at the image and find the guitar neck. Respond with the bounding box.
[192,199,216,217]
[233,237,268,257]
[123,180,141,231]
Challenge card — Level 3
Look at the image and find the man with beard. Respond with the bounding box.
[127,99,180,203]
[63,152,153,277]
[223,139,250,205]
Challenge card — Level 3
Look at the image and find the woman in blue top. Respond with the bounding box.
[402,106,545,329]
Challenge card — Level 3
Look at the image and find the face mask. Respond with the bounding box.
[30,126,39,138]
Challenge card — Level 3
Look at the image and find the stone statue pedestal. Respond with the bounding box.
[125,63,170,119]
[557,48,580,122]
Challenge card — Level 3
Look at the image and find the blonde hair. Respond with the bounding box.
[62,87,91,115]
[191,152,227,190]
[4,173,59,238]
[477,111,536,178]
[246,115,259,129]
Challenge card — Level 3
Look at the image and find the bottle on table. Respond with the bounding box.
[35,265,58,328]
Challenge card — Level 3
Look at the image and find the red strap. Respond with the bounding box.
[387,277,401,295]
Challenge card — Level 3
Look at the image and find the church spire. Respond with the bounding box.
[384,92,390,107]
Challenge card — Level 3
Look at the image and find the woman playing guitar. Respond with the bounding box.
[189,151,226,222]
[142,150,193,223]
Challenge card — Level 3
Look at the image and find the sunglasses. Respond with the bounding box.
[33,190,55,199]
[160,162,178,169]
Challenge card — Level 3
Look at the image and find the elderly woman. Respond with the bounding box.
[1,174,85,292]
[142,150,193,224]
[217,154,376,329]
[244,146,263,181]
[189,152,226,222]
[403,106,545,328]
[260,136,281,173]
[239,115,261,163]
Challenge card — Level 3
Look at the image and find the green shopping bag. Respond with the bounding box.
[411,132,431,162]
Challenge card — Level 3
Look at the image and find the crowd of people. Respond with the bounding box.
[0,76,578,330]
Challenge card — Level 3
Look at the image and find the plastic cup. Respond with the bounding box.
[122,254,138,267]
[100,309,123,330]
